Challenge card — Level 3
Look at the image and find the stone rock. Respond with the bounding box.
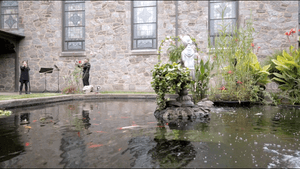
[154,105,210,122]
[166,100,182,107]
[196,100,214,107]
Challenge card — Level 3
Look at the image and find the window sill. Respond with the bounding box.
[130,49,158,55]
[60,51,86,57]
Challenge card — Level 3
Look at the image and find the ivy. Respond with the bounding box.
[151,62,191,110]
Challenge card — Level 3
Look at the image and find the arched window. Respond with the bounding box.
[132,1,157,50]
[63,0,85,51]
[1,1,18,29]
[209,0,238,46]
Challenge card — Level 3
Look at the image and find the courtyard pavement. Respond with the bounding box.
[0,92,19,96]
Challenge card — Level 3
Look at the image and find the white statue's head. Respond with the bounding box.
[181,35,192,46]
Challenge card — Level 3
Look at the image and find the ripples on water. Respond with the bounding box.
[0,99,299,168]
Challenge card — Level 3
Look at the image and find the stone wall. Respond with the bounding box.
[0,53,15,92]
[240,1,298,59]
[0,1,298,92]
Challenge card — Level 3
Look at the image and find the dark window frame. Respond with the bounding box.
[62,0,85,52]
[0,0,19,30]
[131,1,158,50]
[208,0,239,47]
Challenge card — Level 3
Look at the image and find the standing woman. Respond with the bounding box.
[19,61,30,95]
[76,58,91,86]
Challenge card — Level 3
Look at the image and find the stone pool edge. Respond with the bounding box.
[0,94,164,109]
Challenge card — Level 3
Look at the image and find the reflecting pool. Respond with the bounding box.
[0,99,299,168]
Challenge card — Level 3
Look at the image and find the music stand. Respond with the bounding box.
[39,68,53,93]
[54,65,60,93]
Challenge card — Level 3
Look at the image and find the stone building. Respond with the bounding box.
[0,1,298,92]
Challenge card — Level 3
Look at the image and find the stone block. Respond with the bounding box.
[286,6,298,13]
[129,84,135,90]
[284,13,292,18]
[112,84,123,90]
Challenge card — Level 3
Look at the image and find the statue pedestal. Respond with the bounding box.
[176,88,194,107]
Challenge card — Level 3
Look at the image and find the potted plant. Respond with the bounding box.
[151,62,192,110]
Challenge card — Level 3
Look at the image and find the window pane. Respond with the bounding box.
[65,2,84,11]
[2,7,18,14]
[1,1,18,29]
[134,24,156,39]
[134,7,156,23]
[210,1,236,19]
[132,1,157,49]
[133,1,156,7]
[137,39,153,48]
[68,42,83,50]
[64,1,85,51]
[210,19,236,35]
[65,11,84,26]
[2,1,18,7]
[2,14,17,29]
[65,27,84,40]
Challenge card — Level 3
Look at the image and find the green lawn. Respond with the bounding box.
[0,92,156,101]
[0,93,63,101]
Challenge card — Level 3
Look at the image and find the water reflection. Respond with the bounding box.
[150,123,196,168]
[59,103,90,168]
[82,104,92,130]
[124,121,197,168]
[59,129,88,168]
[0,101,299,168]
[0,113,25,165]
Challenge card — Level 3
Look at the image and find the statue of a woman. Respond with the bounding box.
[181,39,195,79]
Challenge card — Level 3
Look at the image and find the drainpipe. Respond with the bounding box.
[175,1,178,46]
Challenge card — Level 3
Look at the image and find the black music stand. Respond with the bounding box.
[39,68,53,93]
[54,65,60,93]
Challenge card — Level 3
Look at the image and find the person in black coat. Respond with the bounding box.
[19,61,30,95]
[76,58,91,86]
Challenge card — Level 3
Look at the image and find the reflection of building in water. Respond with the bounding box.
[59,129,88,168]
[59,103,89,168]
[122,136,158,168]
[123,124,196,168]
[0,114,25,166]
[82,104,92,129]
[150,138,196,168]
[149,124,197,168]
[20,113,30,125]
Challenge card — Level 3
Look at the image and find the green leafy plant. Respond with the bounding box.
[207,8,271,103]
[62,66,83,94]
[151,62,191,110]
[167,43,185,63]
[0,110,12,117]
[191,59,214,103]
[247,52,271,86]
[157,35,201,63]
[262,50,283,79]
[272,46,300,105]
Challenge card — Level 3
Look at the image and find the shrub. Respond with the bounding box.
[207,10,270,102]
[151,62,191,110]
[62,66,83,94]
[262,50,284,79]
[272,46,300,105]
[191,59,214,103]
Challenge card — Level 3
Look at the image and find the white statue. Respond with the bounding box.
[181,43,195,70]
[181,36,195,79]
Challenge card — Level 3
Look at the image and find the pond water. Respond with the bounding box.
[0,99,299,168]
